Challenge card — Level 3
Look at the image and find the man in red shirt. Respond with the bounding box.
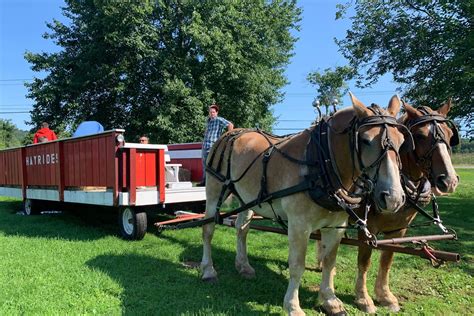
[33,122,58,143]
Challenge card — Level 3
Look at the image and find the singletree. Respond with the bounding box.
[25,0,301,143]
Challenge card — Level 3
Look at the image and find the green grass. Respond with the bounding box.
[0,169,473,315]
[452,152,474,165]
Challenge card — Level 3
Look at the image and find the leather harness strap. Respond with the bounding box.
[172,109,407,244]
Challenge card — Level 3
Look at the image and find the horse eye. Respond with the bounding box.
[361,138,371,146]
[414,133,425,140]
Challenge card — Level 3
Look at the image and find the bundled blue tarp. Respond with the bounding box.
[72,121,104,137]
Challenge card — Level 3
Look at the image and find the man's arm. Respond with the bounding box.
[227,122,234,131]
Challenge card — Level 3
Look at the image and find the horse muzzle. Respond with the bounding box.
[432,174,459,195]
[374,189,405,213]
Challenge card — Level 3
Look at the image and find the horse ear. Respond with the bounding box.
[438,98,452,116]
[387,95,401,117]
[402,100,421,119]
[349,92,370,118]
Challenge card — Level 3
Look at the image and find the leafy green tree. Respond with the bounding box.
[336,0,473,129]
[307,66,354,115]
[0,119,27,149]
[25,0,301,143]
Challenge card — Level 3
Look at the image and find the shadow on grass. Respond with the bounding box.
[156,233,356,314]
[0,199,174,241]
[437,197,474,275]
[0,199,120,241]
[86,245,358,315]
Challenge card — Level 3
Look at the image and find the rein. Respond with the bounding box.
[404,106,458,182]
[167,109,408,245]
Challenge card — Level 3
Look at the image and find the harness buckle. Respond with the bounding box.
[433,219,449,234]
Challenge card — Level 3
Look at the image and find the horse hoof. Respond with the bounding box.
[355,302,376,314]
[376,296,400,312]
[321,301,346,316]
[286,307,306,316]
[384,303,400,313]
[202,276,218,283]
[240,270,256,279]
[322,310,346,316]
[354,298,377,314]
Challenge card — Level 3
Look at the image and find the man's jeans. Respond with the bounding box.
[201,148,209,183]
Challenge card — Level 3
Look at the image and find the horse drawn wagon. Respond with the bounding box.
[0,129,206,240]
[0,94,462,314]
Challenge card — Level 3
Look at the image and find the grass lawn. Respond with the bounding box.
[0,168,472,315]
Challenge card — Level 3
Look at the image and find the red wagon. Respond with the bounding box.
[0,130,206,240]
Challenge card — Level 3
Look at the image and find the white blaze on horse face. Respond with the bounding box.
[431,142,458,195]
[359,126,405,213]
[375,149,405,213]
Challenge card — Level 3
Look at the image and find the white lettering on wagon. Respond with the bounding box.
[26,153,59,166]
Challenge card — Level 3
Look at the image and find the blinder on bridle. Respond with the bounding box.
[399,126,415,154]
[352,105,411,189]
[403,105,459,178]
[406,106,460,149]
[448,120,460,147]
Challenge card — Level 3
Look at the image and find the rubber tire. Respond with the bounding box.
[23,199,41,215]
[118,207,147,240]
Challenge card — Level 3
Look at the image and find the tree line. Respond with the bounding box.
[22,0,473,143]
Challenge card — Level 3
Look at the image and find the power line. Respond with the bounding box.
[276,119,313,122]
[0,111,30,114]
[0,104,33,107]
[0,79,34,82]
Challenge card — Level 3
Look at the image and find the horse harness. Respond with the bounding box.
[405,105,459,181]
[400,106,459,234]
[174,106,410,244]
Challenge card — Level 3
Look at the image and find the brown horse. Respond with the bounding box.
[200,93,408,315]
[351,100,459,313]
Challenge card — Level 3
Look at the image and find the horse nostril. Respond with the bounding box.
[436,174,448,192]
[379,191,389,209]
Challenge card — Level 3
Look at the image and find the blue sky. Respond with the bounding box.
[1,0,398,133]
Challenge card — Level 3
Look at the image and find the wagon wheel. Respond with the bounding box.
[23,198,41,215]
[118,207,147,240]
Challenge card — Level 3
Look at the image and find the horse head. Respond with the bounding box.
[330,93,406,213]
[401,100,459,195]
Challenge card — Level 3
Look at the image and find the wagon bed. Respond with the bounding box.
[0,129,206,239]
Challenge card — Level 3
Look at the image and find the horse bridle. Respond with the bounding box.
[405,106,459,181]
[349,105,413,197]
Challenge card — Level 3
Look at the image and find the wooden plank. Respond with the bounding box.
[74,141,80,186]
[145,151,156,186]
[92,138,99,186]
[98,137,107,186]
[79,140,86,186]
[128,148,136,205]
[158,149,165,203]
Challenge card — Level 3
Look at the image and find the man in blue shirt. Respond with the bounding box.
[200,104,234,186]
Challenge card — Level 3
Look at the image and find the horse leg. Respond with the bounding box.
[314,230,323,272]
[200,185,224,282]
[235,209,256,279]
[283,218,312,316]
[354,231,377,313]
[318,228,346,315]
[374,229,407,312]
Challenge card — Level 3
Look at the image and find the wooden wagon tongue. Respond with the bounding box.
[218,218,460,265]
